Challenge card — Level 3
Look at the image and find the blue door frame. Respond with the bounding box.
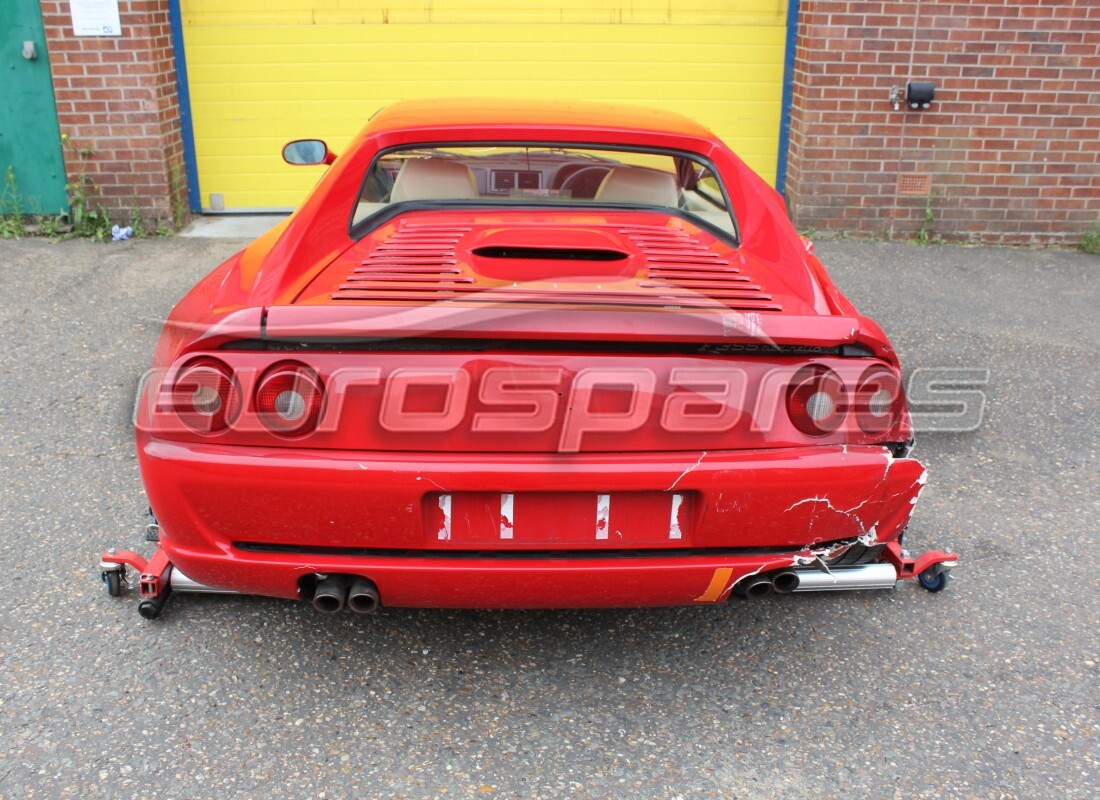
[775,0,800,198]
[168,0,202,213]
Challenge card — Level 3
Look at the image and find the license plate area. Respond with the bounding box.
[424,491,696,548]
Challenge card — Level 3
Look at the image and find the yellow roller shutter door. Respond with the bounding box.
[180,1,789,211]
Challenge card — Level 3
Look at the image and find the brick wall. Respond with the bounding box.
[40,0,185,227]
[36,0,1098,242]
[785,0,1100,244]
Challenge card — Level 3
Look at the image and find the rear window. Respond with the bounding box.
[351,145,737,237]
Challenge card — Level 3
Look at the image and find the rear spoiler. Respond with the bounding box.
[261,304,860,350]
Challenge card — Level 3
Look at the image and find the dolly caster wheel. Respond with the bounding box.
[102,567,126,597]
[137,599,162,619]
[137,587,173,620]
[918,566,950,593]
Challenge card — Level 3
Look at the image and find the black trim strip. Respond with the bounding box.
[220,337,839,356]
[234,541,804,560]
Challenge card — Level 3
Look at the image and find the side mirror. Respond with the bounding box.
[282,139,336,166]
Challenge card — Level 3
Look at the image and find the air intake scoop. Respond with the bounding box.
[469,227,636,279]
[471,246,628,261]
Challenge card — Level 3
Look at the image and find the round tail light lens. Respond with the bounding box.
[854,367,904,435]
[255,363,324,435]
[786,366,846,436]
[172,358,240,434]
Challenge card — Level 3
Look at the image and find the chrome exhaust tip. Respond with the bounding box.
[347,578,380,614]
[312,577,347,613]
[736,574,774,599]
[771,570,800,594]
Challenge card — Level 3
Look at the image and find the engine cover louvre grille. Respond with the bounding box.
[330,220,781,311]
[620,225,781,311]
[338,223,469,293]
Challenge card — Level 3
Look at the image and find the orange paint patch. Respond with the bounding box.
[695,567,734,602]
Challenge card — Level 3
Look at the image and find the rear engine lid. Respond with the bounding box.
[277,209,855,348]
[296,208,820,313]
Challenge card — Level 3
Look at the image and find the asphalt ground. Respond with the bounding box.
[0,236,1095,799]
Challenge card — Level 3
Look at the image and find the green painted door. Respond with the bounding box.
[0,0,68,214]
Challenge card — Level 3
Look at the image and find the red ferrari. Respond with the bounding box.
[102,99,955,619]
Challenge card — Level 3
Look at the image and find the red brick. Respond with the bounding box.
[42,0,187,226]
[786,0,1098,244]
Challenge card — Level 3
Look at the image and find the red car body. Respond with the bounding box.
[105,99,955,616]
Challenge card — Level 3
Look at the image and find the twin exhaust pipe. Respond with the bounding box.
[312,576,381,614]
[136,568,381,615]
[167,563,900,611]
[317,564,898,609]
[735,563,898,598]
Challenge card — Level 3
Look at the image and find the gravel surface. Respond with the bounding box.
[0,237,1095,799]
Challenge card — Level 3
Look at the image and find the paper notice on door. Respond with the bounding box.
[70,0,123,37]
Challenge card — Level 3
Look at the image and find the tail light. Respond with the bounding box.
[786,366,846,436]
[171,358,241,434]
[255,362,324,435]
[854,366,904,435]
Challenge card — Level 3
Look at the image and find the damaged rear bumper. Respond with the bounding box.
[98,442,955,613]
[101,541,957,614]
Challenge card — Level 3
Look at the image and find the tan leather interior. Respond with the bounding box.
[594,167,680,207]
[389,158,480,202]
